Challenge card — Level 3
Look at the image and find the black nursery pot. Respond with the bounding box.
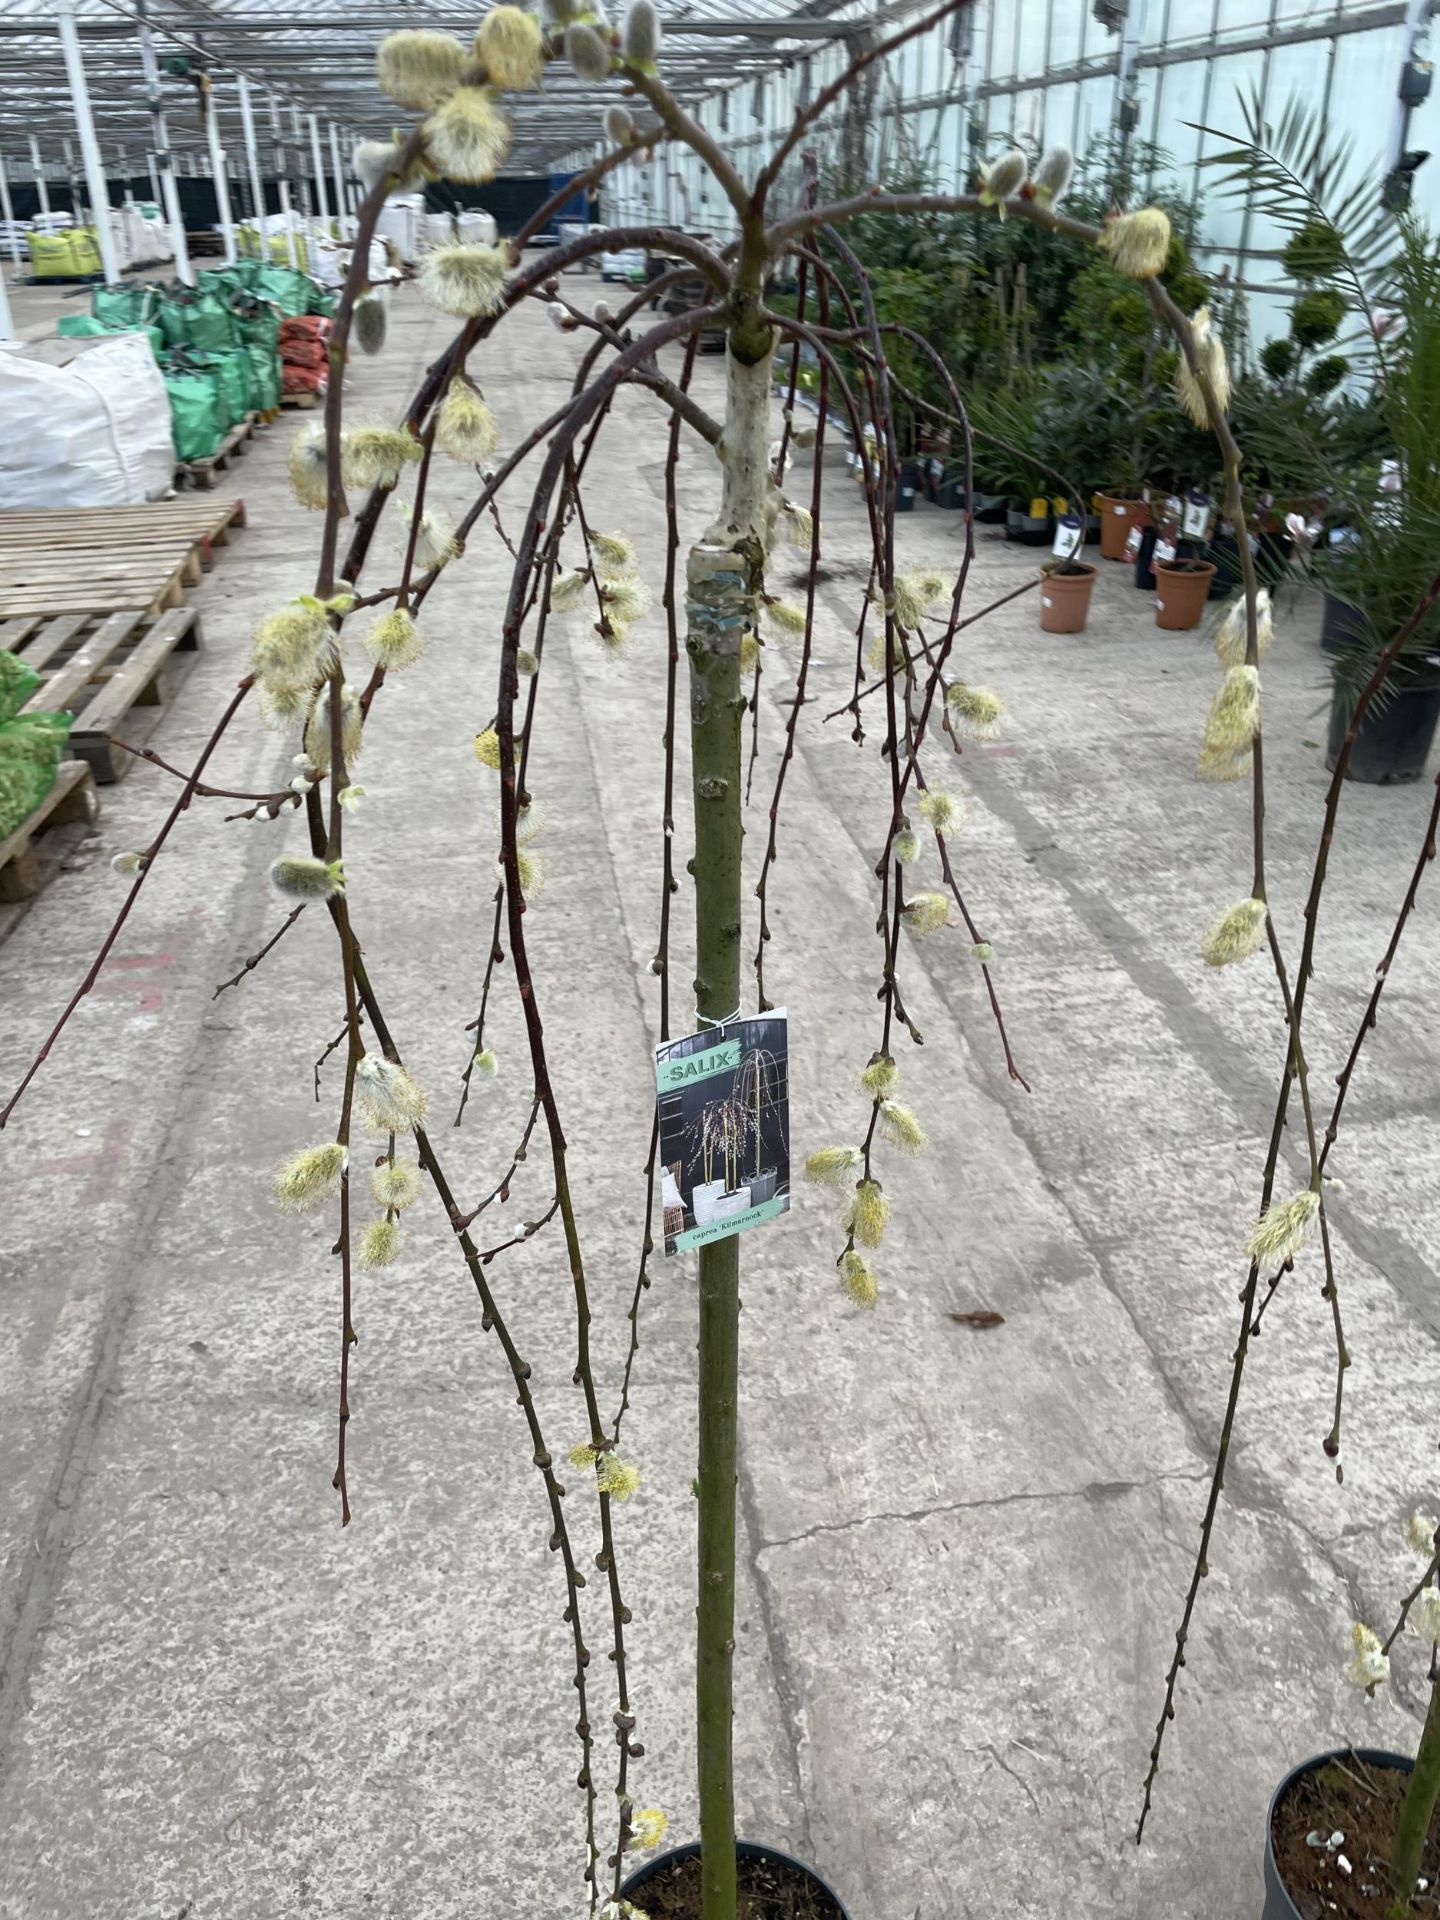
[1262,1748,1411,1920]
[1207,529,1243,598]
[896,460,920,513]
[1320,591,1367,657]
[1005,504,1052,546]
[1327,663,1440,784]
[621,1839,852,1920]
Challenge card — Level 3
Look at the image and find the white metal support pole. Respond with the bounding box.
[56,0,123,285]
[0,255,13,342]
[268,92,301,272]
[327,122,349,243]
[0,154,22,270]
[237,75,267,261]
[134,0,192,282]
[146,152,161,207]
[30,138,53,226]
[203,82,236,265]
[308,114,331,247]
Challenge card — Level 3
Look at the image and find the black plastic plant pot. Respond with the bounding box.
[1005,505,1052,546]
[1326,665,1440,784]
[620,1838,852,1920]
[1208,530,1243,598]
[1320,591,1367,658]
[1134,523,1159,591]
[896,460,920,513]
[1262,1747,1411,1920]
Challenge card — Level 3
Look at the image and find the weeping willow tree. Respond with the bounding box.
[9,5,1440,1920]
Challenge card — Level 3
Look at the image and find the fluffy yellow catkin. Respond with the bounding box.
[436,379,500,463]
[342,425,423,491]
[363,608,425,672]
[839,1249,878,1309]
[1175,306,1231,426]
[947,683,1005,739]
[1245,1189,1320,1268]
[591,529,637,575]
[859,1055,899,1100]
[251,603,333,691]
[902,891,950,935]
[359,1216,404,1270]
[426,88,511,184]
[1098,207,1173,278]
[877,1100,926,1156]
[594,1451,641,1501]
[475,6,546,88]
[844,1180,890,1249]
[917,788,967,835]
[355,1053,429,1133]
[1200,897,1267,968]
[375,29,467,109]
[628,1808,668,1853]
[304,682,363,774]
[1200,666,1261,766]
[269,855,345,901]
[372,1160,422,1210]
[977,149,1028,215]
[275,1143,348,1213]
[287,424,330,510]
[419,241,511,317]
[804,1145,863,1186]
[1213,589,1273,669]
[891,569,950,632]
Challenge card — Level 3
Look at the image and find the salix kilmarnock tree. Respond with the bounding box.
[8,1,1440,1916]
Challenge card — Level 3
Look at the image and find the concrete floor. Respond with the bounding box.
[2,271,1438,1920]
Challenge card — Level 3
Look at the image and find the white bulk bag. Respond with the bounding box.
[0,334,175,507]
[456,209,499,246]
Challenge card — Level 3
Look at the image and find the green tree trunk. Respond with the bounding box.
[1389,1678,1440,1918]
[689,321,773,1920]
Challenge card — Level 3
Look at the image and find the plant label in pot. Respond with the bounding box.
[1051,514,1084,564]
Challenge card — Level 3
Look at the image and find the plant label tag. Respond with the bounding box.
[1155,538,1177,565]
[655,1011,791,1257]
[1051,514,1084,562]
[1182,493,1215,540]
[1125,524,1144,561]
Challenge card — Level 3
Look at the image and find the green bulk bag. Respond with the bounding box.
[245,342,280,412]
[212,346,258,415]
[254,264,312,317]
[229,294,280,352]
[92,283,157,329]
[0,652,73,841]
[63,313,166,359]
[306,284,337,318]
[172,349,246,431]
[157,286,235,350]
[163,368,224,461]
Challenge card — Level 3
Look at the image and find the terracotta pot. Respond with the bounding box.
[1039,563,1097,634]
[1097,491,1149,561]
[1154,559,1217,630]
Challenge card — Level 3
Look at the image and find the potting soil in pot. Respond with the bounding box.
[627,1853,844,1920]
[1272,1757,1440,1918]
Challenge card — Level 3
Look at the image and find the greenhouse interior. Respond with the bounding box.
[3,2,1440,1918]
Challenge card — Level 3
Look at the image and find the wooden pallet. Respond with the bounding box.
[0,499,245,619]
[0,607,202,783]
[177,417,254,490]
[0,762,99,906]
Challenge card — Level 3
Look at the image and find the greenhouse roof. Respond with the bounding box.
[0,0,874,176]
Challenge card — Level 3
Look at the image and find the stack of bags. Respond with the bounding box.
[0,651,72,841]
[278,315,331,400]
